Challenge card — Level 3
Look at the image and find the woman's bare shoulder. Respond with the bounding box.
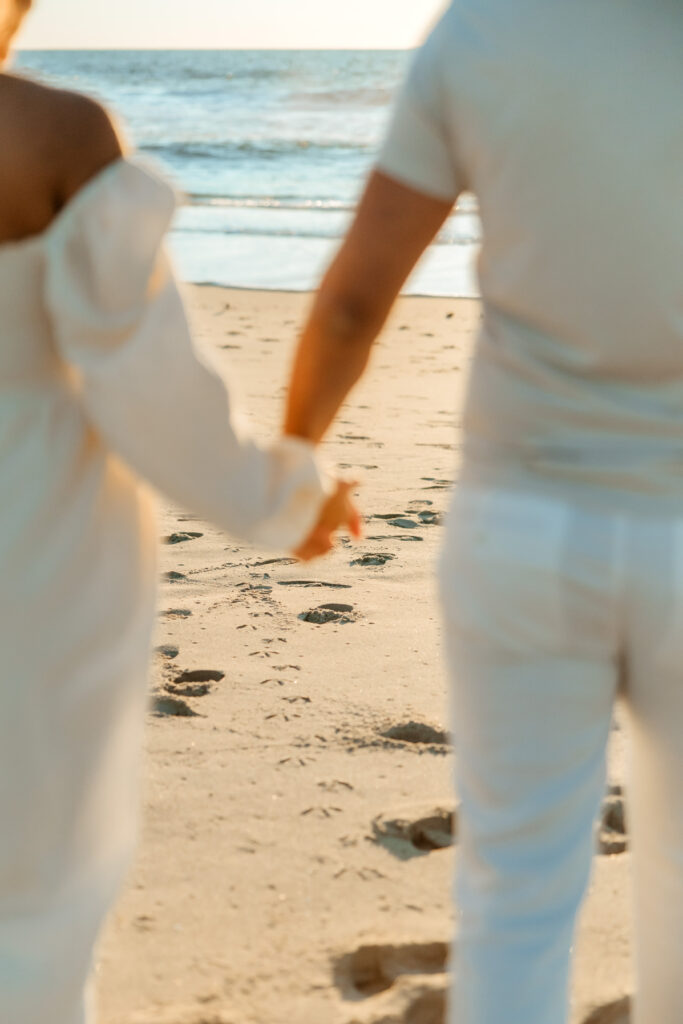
[44,81,126,202]
[0,73,125,241]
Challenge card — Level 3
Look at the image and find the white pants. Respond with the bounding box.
[439,485,683,1024]
[0,642,149,1024]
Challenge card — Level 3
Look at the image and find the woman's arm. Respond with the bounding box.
[44,159,340,554]
[284,170,454,444]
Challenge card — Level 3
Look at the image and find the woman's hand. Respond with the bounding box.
[293,480,362,562]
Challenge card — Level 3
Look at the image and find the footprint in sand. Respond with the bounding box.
[335,941,449,1024]
[155,644,179,660]
[251,556,299,568]
[161,608,193,619]
[346,982,446,1024]
[165,682,212,697]
[336,941,449,999]
[372,806,456,860]
[175,669,225,683]
[163,531,204,545]
[299,603,357,625]
[382,722,451,748]
[162,570,188,583]
[599,786,628,855]
[582,997,631,1024]
[391,503,443,527]
[162,670,225,699]
[351,553,396,568]
[401,987,447,1024]
[372,514,420,530]
[151,694,199,718]
[416,442,457,452]
[420,477,453,491]
[278,580,352,590]
[367,534,424,543]
[417,511,443,526]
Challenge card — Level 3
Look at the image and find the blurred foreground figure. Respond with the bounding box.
[285,3,683,1022]
[0,2,359,1021]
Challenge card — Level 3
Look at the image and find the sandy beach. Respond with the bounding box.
[96,286,633,1024]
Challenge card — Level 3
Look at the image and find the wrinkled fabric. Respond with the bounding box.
[441,486,683,1024]
[378,1,683,506]
[0,156,329,1023]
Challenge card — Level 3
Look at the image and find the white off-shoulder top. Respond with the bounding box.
[44,157,330,546]
[0,157,330,759]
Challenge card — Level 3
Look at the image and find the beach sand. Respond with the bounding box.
[96,286,633,1024]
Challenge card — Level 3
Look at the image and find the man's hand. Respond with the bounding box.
[293,480,362,562]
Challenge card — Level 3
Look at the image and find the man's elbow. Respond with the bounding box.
[313,287,384,347]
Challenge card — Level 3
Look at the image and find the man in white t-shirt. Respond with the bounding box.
[285,3,683,1022]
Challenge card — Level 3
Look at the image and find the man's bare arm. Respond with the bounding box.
[284,170,453,443]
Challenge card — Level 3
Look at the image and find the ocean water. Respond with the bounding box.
[15,50,481,296]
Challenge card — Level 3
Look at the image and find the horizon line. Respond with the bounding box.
[17,45,412,52]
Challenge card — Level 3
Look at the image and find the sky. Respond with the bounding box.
[18,0,446,50]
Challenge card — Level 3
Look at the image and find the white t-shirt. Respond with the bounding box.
[378,0,683,505]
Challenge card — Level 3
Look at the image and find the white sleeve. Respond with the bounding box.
[44,158,332,551]
[377,17,462,202]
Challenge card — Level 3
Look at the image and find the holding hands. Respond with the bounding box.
[294,479,362,562]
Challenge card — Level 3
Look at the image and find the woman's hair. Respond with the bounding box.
[1,0,32,53]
